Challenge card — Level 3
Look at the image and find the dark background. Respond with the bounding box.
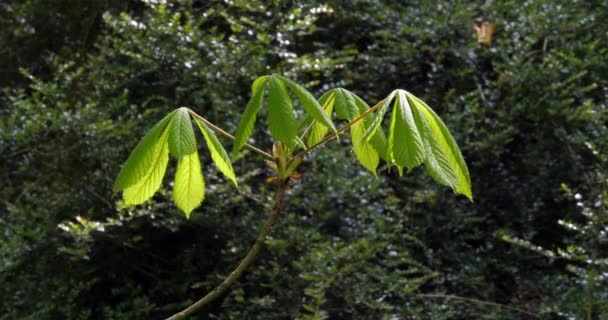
[1,0,607,319]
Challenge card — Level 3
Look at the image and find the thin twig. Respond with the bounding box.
[186,109,274,161]
[165,179,290,320]
[295,99,385,158]
[413,293,540,319]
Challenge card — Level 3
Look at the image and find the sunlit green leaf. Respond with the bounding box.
[351,92,388,160]
[122,127,171,205]
[232,76,269,157]
[267,75,297,150]
[277,75,337,135]
[333,88,359,120]
[387,91,424,172]
[173,149,205,218]
[113,111,175,192]
[195,119,238,187]
[351,121,379,175]
[361,91,396,142]
[408,93,472,200]
[307,91,335,146]
[168,107,197,159]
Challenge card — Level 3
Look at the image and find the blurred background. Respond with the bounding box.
[1,0,607,319]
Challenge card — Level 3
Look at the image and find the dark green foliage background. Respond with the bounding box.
[1,0,607,319]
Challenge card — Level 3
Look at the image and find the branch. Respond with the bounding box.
[165,179,290,320]
[295,99,384,158]
[187,109,274,161]
[413,293,540,319]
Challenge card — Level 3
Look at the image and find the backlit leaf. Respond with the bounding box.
[168,107,197,159]
[351,92,388,160]
[387,91,424,172]
[361,91,396,142]
[232,76,269,157]
[113,111,175,192]
[307,91,335,146]
[267,75,297,150]
[408,93,472,200]
[122,127,171,205]
[333,88,359,120]
[278,75,337,134]
[173,150,205,218]
[351,121,380,175]
[195,119,238,187]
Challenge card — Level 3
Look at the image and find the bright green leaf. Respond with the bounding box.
[351,92,388,160]
[297,90,331,132]
[351,121,379,175]
[267,75,297,150]
[408,93,472,200]
[122,127,171,205]
[387,91,424,171]
[195,119,238,187]
[333,88,359,120]
[168,107,197,159]
[232,76,269,157]
[173,149,205,218]
[113,111,175,192]
[361,90,396,143]
[277,75,337,134]
[307,91,335,146]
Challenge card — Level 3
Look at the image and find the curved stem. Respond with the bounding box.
[165,180,290,320]
[295,99,384,158]
[187,109,274,161]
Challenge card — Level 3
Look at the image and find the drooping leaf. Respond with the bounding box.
[168,107,197,159]
[195,118,238,187]
[113,111,175,192]
[232,76,269,157]
[122,127,171,205]
[408,93,472,200]
[307,91,335,146]
[277,75,337,134]
[267,75,297,150]
[387,91,424,172]
[333,88,359,120]
[361,90,396,142]
[351,92,388,160]
[297,90,334,132]
[173,149,205,218]
[351,121,379,175]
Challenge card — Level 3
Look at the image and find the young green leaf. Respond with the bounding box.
[361,90,396,143]
[173,149,205,218]
[277,75,337,134]
[195,118,238,187]
[168,107,197,159]
[408,93,472,200]
[387,91,424,172]
[113,111,175,193]
[267,75,297,150]
[333,88,359,120]
[307,91,335,146]
[232,76,269,157]
[351,121,380,175]
[122,127,171,205]
[351,92,388,160]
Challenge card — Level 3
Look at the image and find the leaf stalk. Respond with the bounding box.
[187,109,274,161]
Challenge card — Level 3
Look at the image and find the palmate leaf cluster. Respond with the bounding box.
[113,107,237,218]
[114,75,471,218]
